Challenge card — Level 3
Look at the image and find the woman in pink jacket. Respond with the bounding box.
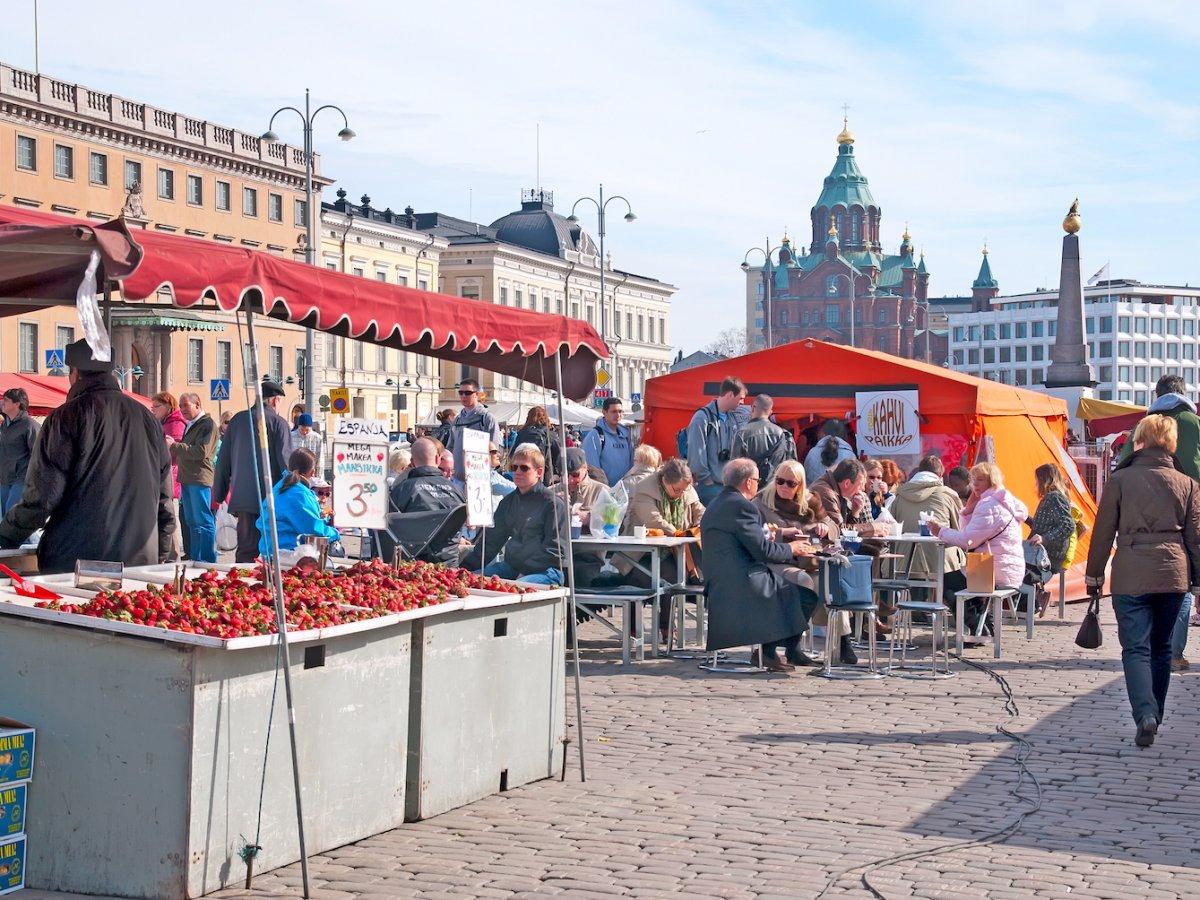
[151,391,187,560]
[928,461,1028,638]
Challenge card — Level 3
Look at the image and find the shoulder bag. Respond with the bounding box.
[1075,594,1103,649]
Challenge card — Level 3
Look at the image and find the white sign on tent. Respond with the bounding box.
[855,390,921,458]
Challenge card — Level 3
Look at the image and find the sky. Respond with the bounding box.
[3,0,1199,352]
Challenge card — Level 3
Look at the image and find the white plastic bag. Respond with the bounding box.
[588,482,630,538]
[215,501,238,553]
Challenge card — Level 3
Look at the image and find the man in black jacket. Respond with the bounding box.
[212,381,293,562]
[462,443,565,585]
[700,456,818,672]
[0,339,174,573]
[390,437,466,564]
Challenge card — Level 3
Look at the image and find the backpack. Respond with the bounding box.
[678,404,719,461]
[748,427,796,482]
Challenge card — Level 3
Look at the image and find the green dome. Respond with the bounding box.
[814,143,876,211]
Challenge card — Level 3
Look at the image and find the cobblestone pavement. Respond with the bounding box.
[26,604,1200,899]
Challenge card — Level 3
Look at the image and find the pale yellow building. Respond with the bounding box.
[0,59,331,414]
[318,191,446,432]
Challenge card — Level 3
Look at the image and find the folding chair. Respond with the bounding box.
[375,505,468,563]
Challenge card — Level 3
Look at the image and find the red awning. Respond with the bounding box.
[0,372,152,416]
[0,206,608,399]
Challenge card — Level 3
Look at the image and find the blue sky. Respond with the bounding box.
[4,0,1198,351]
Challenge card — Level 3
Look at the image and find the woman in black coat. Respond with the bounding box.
[514,406,562,484]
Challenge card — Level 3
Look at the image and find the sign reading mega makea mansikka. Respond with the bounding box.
[855,390,921,457]
[331,417,389,529]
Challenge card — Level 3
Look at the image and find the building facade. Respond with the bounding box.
[0,60,326,409]
[744,119,933,360]
[947,251,1200,405]
[413,189,675,413]
[318,190,446,432]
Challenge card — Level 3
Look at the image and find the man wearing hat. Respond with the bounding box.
[0,339,174,573]
[291,412,324,475]
[212,381,294,562]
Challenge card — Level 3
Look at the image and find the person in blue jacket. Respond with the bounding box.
[258,448,339,558]
[583,396,635,487]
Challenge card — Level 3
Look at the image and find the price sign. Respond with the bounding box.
[331,418,389,529]
[462,428,494,528]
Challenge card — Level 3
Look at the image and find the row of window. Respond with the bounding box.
[491,283,667,345]
[780,305,896,327]
[16,323,76,373]
[329,263,429,291]
[15,134,307,224]
[954,314,1200,345]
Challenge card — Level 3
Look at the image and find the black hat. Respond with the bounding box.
[65,339,111,373]
[566,447,587,473]
[260,380,286,399]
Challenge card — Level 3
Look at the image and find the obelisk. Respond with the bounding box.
[1043,199,1095,427]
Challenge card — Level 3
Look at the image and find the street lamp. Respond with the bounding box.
[113,364,143,389]
[829,271,859,348]
[568,184,635,383]
[741,240,783,349]
[263,90,355,414]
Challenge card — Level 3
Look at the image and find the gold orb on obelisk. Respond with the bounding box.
[1063,198,1081,234]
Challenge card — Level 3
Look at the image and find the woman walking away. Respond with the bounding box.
[1086,414,1200,748]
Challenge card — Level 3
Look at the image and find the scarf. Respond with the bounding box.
[661,482,688,532]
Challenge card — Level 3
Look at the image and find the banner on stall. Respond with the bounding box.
[332,418,390,529]
[462,428,494,528]
[855,389,921,457]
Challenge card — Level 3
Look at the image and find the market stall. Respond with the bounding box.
[0,372,151,416]
[0,204,602,898]
[1077,395,1143,439]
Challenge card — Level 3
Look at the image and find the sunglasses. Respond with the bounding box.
[458,390,477,396]
[510,463,535,472]
[775,477,798,488]
[489,449,501,455]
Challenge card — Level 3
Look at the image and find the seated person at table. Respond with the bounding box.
[623,458,706,641]
[700,457,819,672]
[888,454,967,595]
[461,443,566,585]
[810,458,890,538]
[258,448,340,558]
[566,447,607,524]
[389,437,467,563]
[754,459,855,664]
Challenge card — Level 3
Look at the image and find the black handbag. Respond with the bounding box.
[1075,594,1103,649]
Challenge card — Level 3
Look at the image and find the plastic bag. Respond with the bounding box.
[215,501,238,553]
[588,482,630,538]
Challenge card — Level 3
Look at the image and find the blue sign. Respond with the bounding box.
[44,348,65,370]
[631,392,642,402]
[209,379,231,402]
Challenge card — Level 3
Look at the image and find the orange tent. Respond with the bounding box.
[643,339,1098,595]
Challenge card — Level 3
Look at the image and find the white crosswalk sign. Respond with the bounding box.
[210,379,231,401]
[45,348,65,370]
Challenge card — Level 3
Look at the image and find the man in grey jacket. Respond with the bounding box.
[686,376,749,505]
[731,394,795,483]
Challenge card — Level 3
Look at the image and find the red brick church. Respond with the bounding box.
[745,118,935,360]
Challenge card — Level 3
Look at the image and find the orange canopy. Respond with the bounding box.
[643,339,1098,595]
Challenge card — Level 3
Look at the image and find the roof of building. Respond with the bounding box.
[487,190,598,258]
[671,349,725,372]
[813,142,877,211]
[972,250,999,289]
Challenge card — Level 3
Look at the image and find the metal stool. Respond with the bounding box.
[664,585,707,657]
[573,585,656,665]
[885,599,954,679]
[698,646,766,674]
[819,598,883,679]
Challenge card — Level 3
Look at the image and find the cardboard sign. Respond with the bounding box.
[462,428,494,528]
[332,417,389,445]
[332,441,388,529]
[855,390,920,457]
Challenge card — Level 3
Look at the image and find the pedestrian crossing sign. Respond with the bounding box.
[210,379,231,401]
[45,348,65,370]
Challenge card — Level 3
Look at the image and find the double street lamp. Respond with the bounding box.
[741,240,783,349]
[568,185,635,388]
[262,90,355,412]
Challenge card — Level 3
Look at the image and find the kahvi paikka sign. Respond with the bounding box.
[855,389,921,457]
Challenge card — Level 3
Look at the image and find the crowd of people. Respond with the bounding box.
[0,343,1194,747]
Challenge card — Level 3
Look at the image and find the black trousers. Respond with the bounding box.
[235,512,260,563]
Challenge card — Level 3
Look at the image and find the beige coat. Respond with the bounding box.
[888,474,967,576]
[624,473,704,534]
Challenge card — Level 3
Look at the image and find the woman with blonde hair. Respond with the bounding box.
[1087,414,1200,747]
[621,444,662,494]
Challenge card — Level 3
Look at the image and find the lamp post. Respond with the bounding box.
[568,185,635,385]
[113,364,143,389]
[829,271,858,348]
[741,239,782,349]
[262,90,355,415]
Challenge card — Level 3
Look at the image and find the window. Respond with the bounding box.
[1134,366,1148,383]
[1187,344,1197,361]
[1015,346,1027,362]
[1086,318,1095,336]
[1099,315,1113,333]
[55,325,75,353]
[779,309,789,326]
[124,159,142,190]
[1049,321,1057,337]
[216,180,231,211]
[268,193,283,222]
[1151,317,1164,334]
[825,276,839,297]
[514,287,523,307]
[89,152,108,186]
[216,341,232,380]
[294,199,308,227]
[999,323,1012,340]
[499,286,508,305]
[1098,340,1112,357]
[377,345,388,370]
[54,144,74,179]
[375,271,387,282]
[877,309,888,325]
[1119,316,1131,332]
[1032,321,1044,338]
[269,346,284,381]
[984,348,996,364]
[1135,341,1148,357]
[1186,319,1197,337]
[460,284,480,301]
[637,315,645,342]
[186,174,202,206]
[157,167,174,200]
[1136,390,1148,406]
[1032,345,1044,361]
[626,312,633,338]
[1153,342,1164,359]
[967,325,979,342]
[417,278,428,291]
[18,323,37,373]
[1015,322,1027,339]
[1031,368,1044,384]
[967,349,979,365]
[984,324,996,340]
[1119,366,1130,382]
[999,347,1011,363]
[826,305,840,327]
[1098,365,1112,384]
[398,274,409,287]
[1014,369,1028,386]
[242,187,258,217]
[1168,318,1180,335]
[952,326,964,342]
[16,135,36,171]
[529,288,538,309]
[295,348,306,380]
[851,211,861,242]
[1134,317,1147,334]
[1118,340,1131,357]
[324,333,339,367]
[187,339,204,383]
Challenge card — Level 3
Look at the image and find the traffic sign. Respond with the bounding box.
[593,388,612,399]
[45,348,65,370]
[330,387,350,414]
[593,398,605,409]
[209,379,230,401]
[595,368,611,387]
[631,392,642,402]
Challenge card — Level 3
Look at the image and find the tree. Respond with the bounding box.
[703,327,746,359]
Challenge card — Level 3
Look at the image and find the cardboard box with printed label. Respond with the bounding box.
[0,783,24,837]
[0,833,24,896]
[0,720,33,787]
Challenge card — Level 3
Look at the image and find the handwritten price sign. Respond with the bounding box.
[462,428,494,528]
[332,441,388,529]
[332,417,390,445]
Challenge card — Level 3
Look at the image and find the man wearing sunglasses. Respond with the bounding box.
[462,443,565,585]
[446,378,502,481]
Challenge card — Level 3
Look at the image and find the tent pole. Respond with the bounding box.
[244,309,312,898]
[554,353,587,782]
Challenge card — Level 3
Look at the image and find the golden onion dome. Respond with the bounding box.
[836,115,855,145]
